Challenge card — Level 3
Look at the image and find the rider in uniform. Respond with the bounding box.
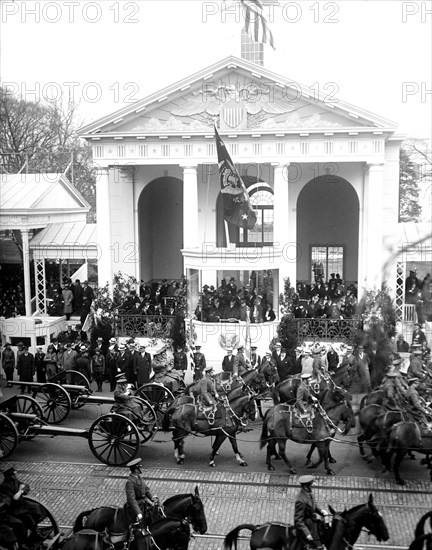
[192,365,218,407]
[296,373,317,414]
[233,344,250,377]
[0,467,46,545]
[294,475,327,550]
[405,378,432,424]
[124,458,159,525]
[381,371,407,409]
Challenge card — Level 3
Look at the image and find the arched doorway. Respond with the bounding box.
[138,176,183,283]
[296,175,359,284]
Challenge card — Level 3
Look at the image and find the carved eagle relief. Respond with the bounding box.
[171,82,294,130]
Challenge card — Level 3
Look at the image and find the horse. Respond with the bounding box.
[73,488,207,538]
[275,375,349,406]
[383,422,432,485]
[223,493,389,550]
[162,393,257,467]
[260,392,355,475]
[409,511,432,550]
[61,529,105,550]
[359,390,384,409]
[357,404,404,463]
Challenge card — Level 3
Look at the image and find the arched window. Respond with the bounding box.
[239,182,274,246]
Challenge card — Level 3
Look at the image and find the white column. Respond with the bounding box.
[21,228,32,316]
[364,163,385,289]
[273,163,294,294]
[182,165,199,249]
[96,166,112,293]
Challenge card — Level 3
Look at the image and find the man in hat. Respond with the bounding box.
[294,475,327,550]
[0,467,46,544]
[412,323,426,347]
[92,348,105,392]
[276,347,295,382]
[396,334,410,353]
[75,345,92,382]
[1,342,15,387]
[381,370,407,409]
[58,324,77,345]
[173,346,188,377]
[301,348,314,377]
[354,344,371,393]
[296,373,317,414]
[113,373,143,418]
[61,342,78,371]
[116,343,132,381]
[233,344,250,377]
[407,347,427,380]
[192,365,218,409]
[134,344,152,387]
[106,338,119,392]
[272,342,282,364]
[34,346,46,383]
[221,347,235,378]
[17,346,35,394]
[249,345,261,369]
[405,378,432,424]
[260,350,279,386]
[124,458,158,525]
[193,345,206,382]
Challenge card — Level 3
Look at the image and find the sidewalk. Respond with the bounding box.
[3,460,430,549]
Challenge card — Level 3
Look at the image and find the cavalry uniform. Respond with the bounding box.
[192,366,218,407]
[294,475,326,550]
[233,346,249,376]
[124,458,156,525]
[408,352,426,380]
[296,374,315,414]
[381,372,406,408]
[406,380,432,423]
[193,347,206,381]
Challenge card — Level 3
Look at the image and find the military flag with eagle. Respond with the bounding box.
[215,125,257,230]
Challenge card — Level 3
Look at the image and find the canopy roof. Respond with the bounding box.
[30,222,98,260]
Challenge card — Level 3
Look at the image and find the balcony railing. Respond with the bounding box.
[294,318,360,343]
[116,314,175,338]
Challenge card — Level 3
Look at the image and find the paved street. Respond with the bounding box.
[2,383,432,549]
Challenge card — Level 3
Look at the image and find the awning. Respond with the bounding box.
[30,222,99,260]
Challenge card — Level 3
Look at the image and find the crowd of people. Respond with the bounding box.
[118,278,186,316]
[0,270,26,318]
[194,277,276,323]
[405,269,432,324]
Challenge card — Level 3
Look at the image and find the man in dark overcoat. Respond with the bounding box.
[173,346,188,376]
[17,346,35,393]
[1,343,15,387]
[34,346,46,383]
[116,343,133,382]
[193,345,206,381]
[294,475,327,550]
[134,344,152,387]
[221,348,235,379]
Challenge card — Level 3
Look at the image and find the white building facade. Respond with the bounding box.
[80,56,404,323]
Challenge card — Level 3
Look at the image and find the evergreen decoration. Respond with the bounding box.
[275,277,298,353]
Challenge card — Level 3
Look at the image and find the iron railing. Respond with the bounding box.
[294,318,360,343]
[116,314,175,338]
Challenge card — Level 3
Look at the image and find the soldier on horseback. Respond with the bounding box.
[124,458,159,526]
[192,365,218,409]
[405,378,432,425]
[296,373,318,421]
[294,475,328,550]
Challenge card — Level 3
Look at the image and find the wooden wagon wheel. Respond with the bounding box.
[0,414,19,460]
[88,413,140,466]
[24,496,60,546]
[135,383,175,425]
[32,383,72,424]
[16,395,44,419]
[132,397,158,443]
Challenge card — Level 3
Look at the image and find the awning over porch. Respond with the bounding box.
[30,222,98,260]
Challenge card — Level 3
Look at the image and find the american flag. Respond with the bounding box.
[241,0,275,49]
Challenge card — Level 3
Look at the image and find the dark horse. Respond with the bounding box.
[72,488,207,549]
[260,392,355,475]
[224,493,389,550]
[383,422,432,485]
[409,511,432,550]
[162,393,257,467]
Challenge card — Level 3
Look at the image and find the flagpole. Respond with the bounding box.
[224,220,231,248]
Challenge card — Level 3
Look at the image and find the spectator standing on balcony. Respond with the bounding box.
[405,269,420,293]
[225,297,240,320]
[1,343,15,387]
[239,299,250,322]
[251,296,264,323]
[263,303,276,322]
[62,286,73,321]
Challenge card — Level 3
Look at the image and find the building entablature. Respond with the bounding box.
[183,246,284,271]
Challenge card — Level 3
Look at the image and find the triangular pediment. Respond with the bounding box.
[80,56,397,137]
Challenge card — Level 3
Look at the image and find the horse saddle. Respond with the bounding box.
[74,529,106,548]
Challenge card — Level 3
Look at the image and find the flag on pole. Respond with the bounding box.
[241,0,275,50]
[215,125,257,230]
